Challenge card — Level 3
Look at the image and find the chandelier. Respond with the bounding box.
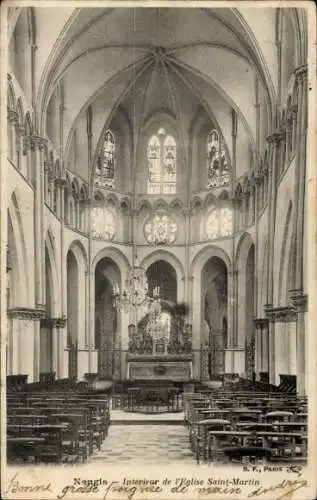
[113,262,161,313]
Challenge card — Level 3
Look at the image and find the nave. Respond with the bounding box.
[6,378,307,467]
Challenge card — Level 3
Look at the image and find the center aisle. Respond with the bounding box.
[90,415,195,465]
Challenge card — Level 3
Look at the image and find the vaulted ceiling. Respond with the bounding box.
[40,7,278,174]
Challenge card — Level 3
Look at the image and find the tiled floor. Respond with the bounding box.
[111,409,184,423]
[90,423,195,465]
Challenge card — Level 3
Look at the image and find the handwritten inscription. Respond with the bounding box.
[5,470,309,500]
[6,473,53,495]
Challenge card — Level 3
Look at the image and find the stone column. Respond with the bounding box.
[290,290,307,395]
[293,66,307,291]
[31,136,47,308]
[253,319,262,378]
[7,308,46,382]
[249,184,255,225]
[227,269,237,347]
[260,318,269,375]
[264,306,276,385]
[242,188,248,228]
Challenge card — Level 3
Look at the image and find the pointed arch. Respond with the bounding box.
[8,189,30,305]
[147,130,177,194]
[204,191,217,209]
[207,128,230,188]
[105,192,119,209]
[94,128,116,190]
[153,198,169,212]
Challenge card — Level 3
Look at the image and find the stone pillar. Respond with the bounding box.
[265,307,298,387]
[260,319,269,374]
[7,308,46,382]
[30,137,47,307]
[266,132,283,305]
[249,184,255,225]
[293,66,307,291]
[264,306,276,385]
[253,319,262,378]
[242,189,248,228]
[290,290,307,395]
[227,269,237,347]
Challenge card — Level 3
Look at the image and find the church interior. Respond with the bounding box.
[4,6,311,466]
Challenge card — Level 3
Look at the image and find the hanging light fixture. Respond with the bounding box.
[112,257,161,312]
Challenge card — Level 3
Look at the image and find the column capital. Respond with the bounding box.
[55,177,68,188]
[23,135,47,152]
[7,109,18,124]
[266,130,285,145]
[253,318,269,329]
[264,305,297,323]
[294,65,308,83]
[7,307,46,321]
[289,289,308,312]
[40,316,67,328]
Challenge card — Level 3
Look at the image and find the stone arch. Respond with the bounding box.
[141,250,185,304]
[92,247,131,277]
[66,241,88,361]
[190,245,231,361]
[67,239,88,270]
[236,232,255,349]
[153,199,169,212]
[8,189,29,305]
[169,198,184,214]
[105,192,119,209]
[7,193,28,306]
[190,245,231,276]
[236,232,254,268]
[204,192,217,209]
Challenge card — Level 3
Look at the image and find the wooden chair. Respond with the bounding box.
[194,419,232,464]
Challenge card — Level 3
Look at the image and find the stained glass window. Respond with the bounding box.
[219,208,233,237]
[206,207,232,240]
[144,214,178,244]
[206,210,219,240]
[148,136,161,194]
[91,207,116,240]
[207,130,229,188]
[147,130,176,194]
[163,135,177,194]
[95,130,116,190]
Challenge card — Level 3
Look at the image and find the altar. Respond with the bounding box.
[126,298,193,382]
[127,354,193,381]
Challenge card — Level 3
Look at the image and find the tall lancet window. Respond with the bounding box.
[207,130,229,188]
[95,130,116,190]
[148,129,177,194]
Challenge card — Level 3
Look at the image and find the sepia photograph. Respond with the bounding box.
[1,1,316,499]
